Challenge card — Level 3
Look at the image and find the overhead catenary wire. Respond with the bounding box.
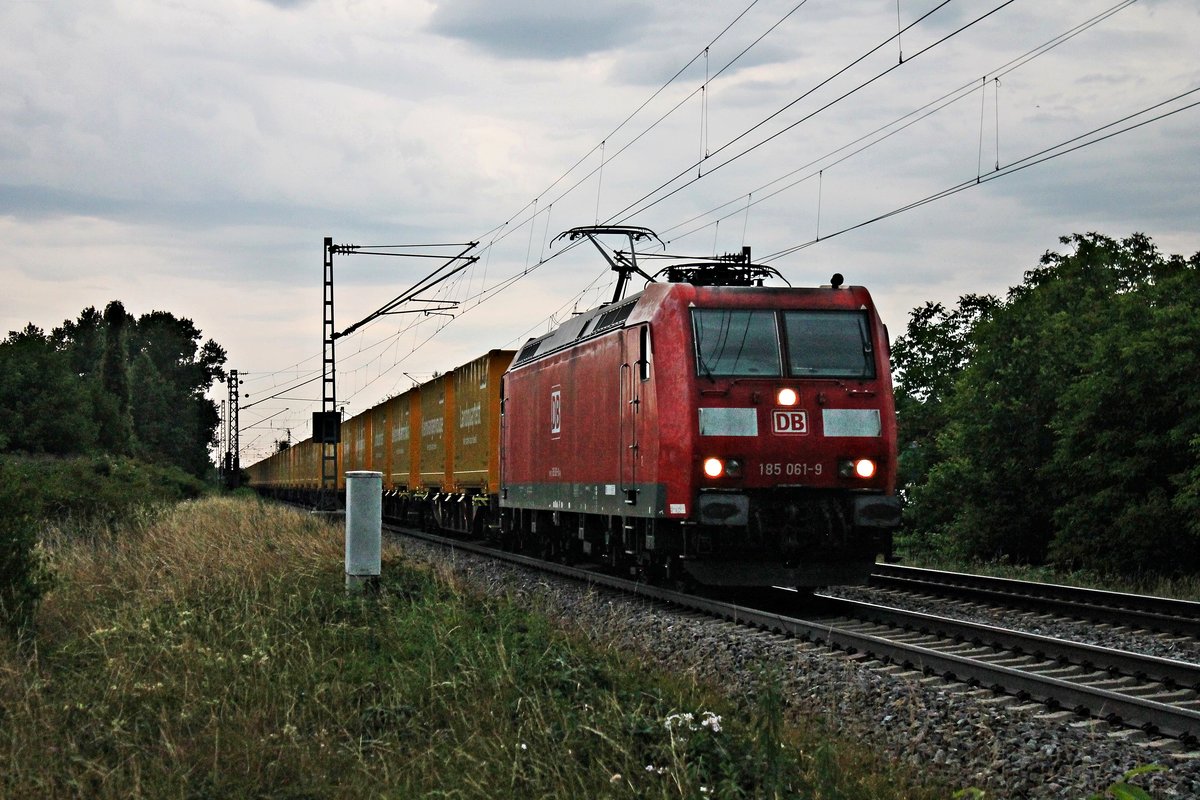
[460,0,813,265]
[253,0,824,413]
[657,0,1140,245]
[609,0,1017,226]
[316,0,923,392]
[760,87,1200,262]
[329,0,1120,415]
[466,0,775,259]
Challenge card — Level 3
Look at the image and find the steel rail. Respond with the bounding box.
[870,563,1200,638]
[810,623,1200,743]
[810,595,1200,692]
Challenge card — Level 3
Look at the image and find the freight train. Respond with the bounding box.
[246,226,901,588]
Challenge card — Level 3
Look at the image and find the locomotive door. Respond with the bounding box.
[619,325,649,507]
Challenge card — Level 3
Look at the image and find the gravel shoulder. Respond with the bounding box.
[400,539,1200,799]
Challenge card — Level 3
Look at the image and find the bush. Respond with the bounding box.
[0,455,209,638]
[0,454,207,527]
[0,462,51,638]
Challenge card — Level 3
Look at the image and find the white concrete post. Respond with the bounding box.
[345,470,382,592]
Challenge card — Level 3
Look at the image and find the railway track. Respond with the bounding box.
[386,522,1200,745]
[867,563,1200,639]
[797,593,1200,745]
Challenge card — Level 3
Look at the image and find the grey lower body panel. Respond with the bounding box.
[502,481,666,518]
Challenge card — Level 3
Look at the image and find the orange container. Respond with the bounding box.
[371,402,391,487]
[451,349,514,492]
[385,389,420,490]
[418,373,454,489]
[341,411,370,473]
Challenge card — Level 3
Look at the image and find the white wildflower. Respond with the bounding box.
[664,712,695,731]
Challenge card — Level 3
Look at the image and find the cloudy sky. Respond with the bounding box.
[3,0,1197,461]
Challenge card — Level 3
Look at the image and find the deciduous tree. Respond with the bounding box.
[0,325,97,454]
[898,233,1200,576]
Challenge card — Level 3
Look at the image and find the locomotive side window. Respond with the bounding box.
[638,325,651,381]
[782,311,875,378]
[692,309,782,377]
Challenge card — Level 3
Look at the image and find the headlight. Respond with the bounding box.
[776,387,799,406]
[703,457,742,479]
[839,458,877,479]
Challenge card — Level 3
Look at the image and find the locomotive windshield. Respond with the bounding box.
[783,310,875,378]
[692,309,781,376]
[692,308,874,379]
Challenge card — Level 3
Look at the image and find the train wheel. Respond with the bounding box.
[654,555,694,593]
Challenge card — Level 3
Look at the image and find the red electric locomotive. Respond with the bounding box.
[499,226,900,588]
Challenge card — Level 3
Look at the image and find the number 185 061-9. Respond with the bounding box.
[759,462,823,477]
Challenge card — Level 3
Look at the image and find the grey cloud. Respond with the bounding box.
[426,0,647,60]
[0,183,366,233]
[0,185,134,221]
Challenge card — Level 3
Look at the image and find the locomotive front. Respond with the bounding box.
[653,278,900,587]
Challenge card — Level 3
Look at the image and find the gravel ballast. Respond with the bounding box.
[397,539,1200,798]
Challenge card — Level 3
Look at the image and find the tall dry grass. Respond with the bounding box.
[2,496,940,799]
[4,498,353,797]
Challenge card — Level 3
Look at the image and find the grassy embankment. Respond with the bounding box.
[1,493,944,799]
[892,542,1200,603]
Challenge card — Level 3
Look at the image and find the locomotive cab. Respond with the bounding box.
[678,286,901,585]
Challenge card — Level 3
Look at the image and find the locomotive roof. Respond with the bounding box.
[510,281,869,370]
[511,291,644,368]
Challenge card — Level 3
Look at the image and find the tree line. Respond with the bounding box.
[0,301,227,478]
[892,232,1200,577]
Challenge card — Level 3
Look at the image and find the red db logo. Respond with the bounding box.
[772,410,808,435]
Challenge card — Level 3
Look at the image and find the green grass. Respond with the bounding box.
[1,497,948,799]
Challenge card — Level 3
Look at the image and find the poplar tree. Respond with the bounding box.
[96,301,136,455]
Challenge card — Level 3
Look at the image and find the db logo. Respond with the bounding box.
[772,410,808,435]
[550,390,562,436]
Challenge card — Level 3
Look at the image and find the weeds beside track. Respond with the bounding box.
[1,496,936,799]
